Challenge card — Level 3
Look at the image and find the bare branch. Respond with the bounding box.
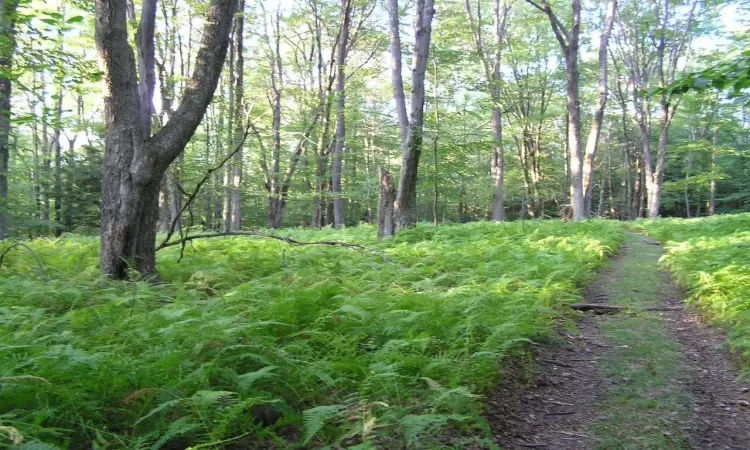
[156,123,252,251]
[157,231,404,268]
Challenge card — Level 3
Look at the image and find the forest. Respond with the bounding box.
[1,0,750,448]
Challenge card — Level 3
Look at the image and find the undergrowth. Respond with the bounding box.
[637,213,750,373]
[0,220,623,449]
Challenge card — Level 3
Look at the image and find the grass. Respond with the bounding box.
[0,220,624,449]
[636,213,750,373]
[592,233,692,449]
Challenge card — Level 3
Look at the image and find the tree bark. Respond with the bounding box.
[387,0,409,146]
[709,127,717,215]
[582,0,616,216]
[377,167,395,238]
[53,82,64,235]
[526,0,584,221]
[465,0,510,221]
[332,0,352,228]
[0,0,19,240]
[96,0,237,279]
[393,0,436,230]
[230,0,245,231]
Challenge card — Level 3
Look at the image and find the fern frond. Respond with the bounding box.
[302,404,344,445]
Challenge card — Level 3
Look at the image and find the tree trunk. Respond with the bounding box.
[526,0,583,221]
[709,128,717,215]
[377,167,395,238]
[268,196,285,228]
[582,0,616,216]
[432,60,439,227]
[158,179,170,232]
[387,0,409,146]
[96,0,237,279]
[332,0,352,228]
[230,0,245,231]
[167,169,182,230]
[465,0,510,221]
[491,105,504,221]
[0,0,19,240]
[564,2,584,221]
[684,149,693,217]
[393,0,436,230]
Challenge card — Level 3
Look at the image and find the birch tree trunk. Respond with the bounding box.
[582,0,616,215]
[96,0,237,279]
[229,0,245,231]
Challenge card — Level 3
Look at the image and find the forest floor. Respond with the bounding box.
[486,232,750,450]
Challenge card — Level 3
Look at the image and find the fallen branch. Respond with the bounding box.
[157,231,404,268]
[157,123,252,252]
[569,303,683,313]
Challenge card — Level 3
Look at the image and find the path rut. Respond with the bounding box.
[486,233,750,449]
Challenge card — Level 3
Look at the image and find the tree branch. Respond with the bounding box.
[148,0,238,171]
[156,123,252,251]
[157,231,404,268]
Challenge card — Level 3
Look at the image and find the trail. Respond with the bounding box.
[487,233,750,449]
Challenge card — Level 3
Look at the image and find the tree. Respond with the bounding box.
[465,0,512,221]
[616,0,699,217]
[582,0,616,216]
[95,0,237,279]
[228,0,245,231]
[0,0,19,240]
[331,0,353,228]
[525,0,585,221]
[384,0,435,234]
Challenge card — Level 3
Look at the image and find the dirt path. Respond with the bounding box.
[486,233,750,450]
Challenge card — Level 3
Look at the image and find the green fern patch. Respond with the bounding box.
[0,221,623,448]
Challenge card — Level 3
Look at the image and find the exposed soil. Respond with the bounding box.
[486,236,750,450]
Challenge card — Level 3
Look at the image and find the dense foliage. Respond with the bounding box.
[0,221,623,449]
[1,0,748,243]
[638,213,750,371]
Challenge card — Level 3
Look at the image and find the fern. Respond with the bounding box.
[189,390,236,407]
[135,399,184,426]
[399,414,466,446]
[302,404,344,445]
[0,221,627,447]
[237,366,278,391]
[150,416,200,450]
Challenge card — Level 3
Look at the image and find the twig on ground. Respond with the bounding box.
[555,430,592,439]
[569,303,683,313]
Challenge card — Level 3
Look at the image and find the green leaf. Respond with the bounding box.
[693,77,710,89]
[66,16,84,24]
